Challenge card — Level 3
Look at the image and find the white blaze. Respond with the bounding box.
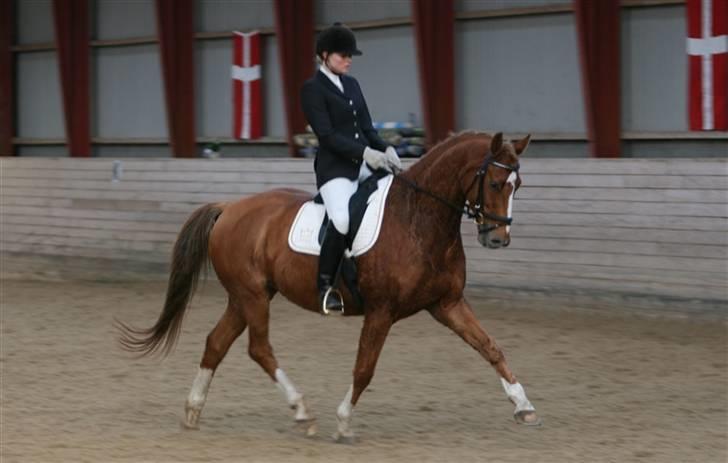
[506,171,517,233]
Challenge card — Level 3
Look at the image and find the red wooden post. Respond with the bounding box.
[156,0,197,157]
[574,0,621,158]
[412,0,455,148]
[53,0,91,157]
[274,0,315,157]
[0,0,14,156]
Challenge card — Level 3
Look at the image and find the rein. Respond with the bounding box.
[393,155,520,232]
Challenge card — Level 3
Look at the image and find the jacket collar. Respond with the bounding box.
[319,63,343,92]
[316,69,349,98]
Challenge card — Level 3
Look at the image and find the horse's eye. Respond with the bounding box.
[489,181,500,191]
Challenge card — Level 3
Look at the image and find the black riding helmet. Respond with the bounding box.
[316,22,362,57]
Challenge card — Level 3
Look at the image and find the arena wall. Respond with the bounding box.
[2,157,726,315]
[11,0,727,158]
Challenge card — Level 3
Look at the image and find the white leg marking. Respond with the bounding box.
[334,384,355,440]
[500,377,535,413]
[183,367,213,429]
[188,367,213,409]
[275,368,311,421]
[506,171,517,233]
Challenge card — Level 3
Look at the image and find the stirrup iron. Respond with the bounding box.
[321,287,345,315]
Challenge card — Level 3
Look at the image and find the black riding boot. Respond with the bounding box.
[318,222,347,314]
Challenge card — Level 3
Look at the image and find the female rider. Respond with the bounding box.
[300,23,400,314]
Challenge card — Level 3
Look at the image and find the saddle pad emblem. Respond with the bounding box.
[288,175,394,256]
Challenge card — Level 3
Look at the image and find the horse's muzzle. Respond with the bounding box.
[478,231,510,249]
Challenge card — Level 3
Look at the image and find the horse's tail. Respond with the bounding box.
[115,202,226,357]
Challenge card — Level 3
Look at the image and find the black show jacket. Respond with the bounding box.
[300,70,388,188]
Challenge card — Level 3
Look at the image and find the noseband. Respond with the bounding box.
[393,154,520,232]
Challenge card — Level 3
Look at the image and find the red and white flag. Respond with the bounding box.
[687,0,727,130]
[232,31,263,139]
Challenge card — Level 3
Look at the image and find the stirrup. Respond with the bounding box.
[321,287,345,315]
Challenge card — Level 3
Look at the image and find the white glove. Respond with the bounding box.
[384,146,402,172]
[362,147,391,172]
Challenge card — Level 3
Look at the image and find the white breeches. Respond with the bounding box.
[319,162,373,235]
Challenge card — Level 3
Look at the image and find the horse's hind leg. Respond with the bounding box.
[244,293,315,431]
[183,297,247,429]
[429,297,541,426]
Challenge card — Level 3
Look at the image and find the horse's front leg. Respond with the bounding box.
[334,309,393,442]
[429,297,541,426]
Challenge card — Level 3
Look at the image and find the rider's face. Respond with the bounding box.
[323,52,352,74]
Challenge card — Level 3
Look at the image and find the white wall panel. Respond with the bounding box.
[346,26,421,125]
[15,146,67,157]
[456,0,564,12]
[621,6,686,131]
[456,13,586,133]
[261,36,286,137]
[316,0,411,24]
[16,0,54,44]
[16,52,64,138]
[196,40,235,138]
[95,0,157,40]
[93,45,167,138]
[197,0,275,32]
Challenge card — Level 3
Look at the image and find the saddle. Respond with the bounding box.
[288,170,394,308]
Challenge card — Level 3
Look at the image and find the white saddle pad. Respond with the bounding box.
[288,175,394,257]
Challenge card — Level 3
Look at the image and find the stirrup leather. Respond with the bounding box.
[321,286,345,315]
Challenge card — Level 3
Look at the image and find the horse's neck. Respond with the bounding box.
[399,145,471,243]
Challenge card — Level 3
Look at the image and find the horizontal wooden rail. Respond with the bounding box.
[2,157,726,310]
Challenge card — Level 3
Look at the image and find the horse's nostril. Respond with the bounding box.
[489,237,502,245]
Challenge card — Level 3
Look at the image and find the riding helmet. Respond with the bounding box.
[316,22,363,57]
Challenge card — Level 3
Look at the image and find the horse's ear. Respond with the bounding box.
[513,134,531,156]
[490,132,503,155]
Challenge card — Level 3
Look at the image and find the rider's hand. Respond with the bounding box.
[363,147,392,172]
[385,146,402,172]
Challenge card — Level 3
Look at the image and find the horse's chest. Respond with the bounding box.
[399,246,465,303]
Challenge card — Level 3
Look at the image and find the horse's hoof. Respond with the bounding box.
[514,410,542,426]
[180,418,200,430]
[295,418,318,437]
[332,430,356,444]
[182,406,201,430]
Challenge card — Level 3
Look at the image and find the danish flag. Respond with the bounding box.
[687,0,728,130]
[232,31,263,139]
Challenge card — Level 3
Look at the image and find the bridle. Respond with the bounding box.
[393,154,520,233]
[464,155,521,233]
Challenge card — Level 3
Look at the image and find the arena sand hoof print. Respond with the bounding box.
[332,429,356,444]
[294,418,318,437]
[514,410,542,426]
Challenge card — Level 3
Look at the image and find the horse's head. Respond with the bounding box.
[463,132,530,249]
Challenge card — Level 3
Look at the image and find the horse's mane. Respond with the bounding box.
[405,130,491,178]
[428,130,491,155]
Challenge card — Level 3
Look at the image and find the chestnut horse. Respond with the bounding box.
[117,131,540,441]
